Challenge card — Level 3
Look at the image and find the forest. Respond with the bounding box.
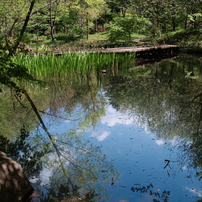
[1,0,202,55]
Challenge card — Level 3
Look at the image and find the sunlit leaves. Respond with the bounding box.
[107,14,151,41]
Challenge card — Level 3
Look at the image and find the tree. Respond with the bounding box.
[106,0,134,17]
[47,0,60,42]
[0,0,36,55]
[65,0,105,39]
[0,0,29,45]
[56,10,80,36]
[107,14,151,41]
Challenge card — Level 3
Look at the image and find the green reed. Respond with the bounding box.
[13,52,136,79]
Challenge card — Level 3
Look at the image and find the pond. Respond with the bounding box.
[1,53,202,202]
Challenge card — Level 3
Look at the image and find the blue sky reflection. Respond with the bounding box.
[42,101,202,202]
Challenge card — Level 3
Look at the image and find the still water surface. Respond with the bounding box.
[1,54,202,202]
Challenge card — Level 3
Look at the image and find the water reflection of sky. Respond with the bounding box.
[40,103,202,202]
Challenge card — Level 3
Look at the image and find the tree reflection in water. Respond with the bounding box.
[0,59,122,201]
[131,183,170,202]
[105,54,202,201]
[0,122,120,202]
[2,54,202,201]
[0,76,120,202]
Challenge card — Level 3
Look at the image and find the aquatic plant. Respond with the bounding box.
[13,52,136,79]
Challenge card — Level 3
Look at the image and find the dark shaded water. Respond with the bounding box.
[1,54,202,202]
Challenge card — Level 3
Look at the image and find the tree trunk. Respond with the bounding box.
[95,19,97,33]
[49,1,54,43]
[121,8,126,17]
[87,18,89,40]
[185,8,188,29]
[172,18,175,31]
[0,20,2,34]
[193,16,196,28]
[54,26,56,35]
[53,10,57,35]
[156,3,161,36]
[10,0,35,56]
[164,17,168,39]
[81,16,84,37]
[37,32,39,43]
[129,32,131,41]
[50,25,54,42]
[164,18,167,33]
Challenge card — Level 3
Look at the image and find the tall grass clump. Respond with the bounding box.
[13,52,136,80]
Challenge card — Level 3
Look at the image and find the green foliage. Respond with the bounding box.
[106,0,134,17]
[0,128,46,177]
[26,10,50,38]
[107,14,151,41]
[20,32,35,44]
[188,13,202,23]
[107,22,124,42]
[56,10,82,38]
[0,52,37,93]
[2,0,202,46]
[13,52,135,79]
[55,33,80,42]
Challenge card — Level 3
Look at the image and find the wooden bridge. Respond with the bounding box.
[27,44,179,57]
[100,45,179,57]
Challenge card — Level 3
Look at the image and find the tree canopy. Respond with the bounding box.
[1,0,202,47]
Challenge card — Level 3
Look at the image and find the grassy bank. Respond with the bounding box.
[21,31,146,52]
[142,28,202,46]
[18,29,202,54]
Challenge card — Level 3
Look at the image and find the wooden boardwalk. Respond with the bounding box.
[100,45,179,57]
[27,44,179,57]
[100,44,178,53]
